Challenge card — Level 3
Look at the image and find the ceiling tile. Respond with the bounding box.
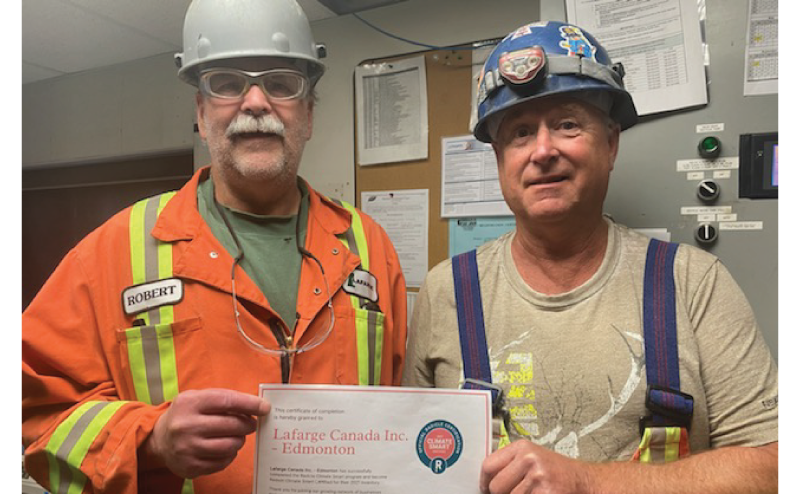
[22,0,178,74]
[296,0,338,22]
[64,0,190,46]
[22,62,65,85]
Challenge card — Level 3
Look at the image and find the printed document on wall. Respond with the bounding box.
[566,0,707,115]
[743,0,778,96]
[441,135,512,218]
[361,189,428,288]
[356,56,429,166]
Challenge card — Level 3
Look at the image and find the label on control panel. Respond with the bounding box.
[677,157,739,172]
[696,123,725,133]
[681,206,732,215]
[719,221,763,231]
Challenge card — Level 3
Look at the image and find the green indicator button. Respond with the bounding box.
[698,136,721,158]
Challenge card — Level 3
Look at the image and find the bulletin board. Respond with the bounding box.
[353,47,478,282]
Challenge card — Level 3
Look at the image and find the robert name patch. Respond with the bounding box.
[122,278,184,315]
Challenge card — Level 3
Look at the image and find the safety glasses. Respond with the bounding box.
[199,68,308,100]
[231,258,336,356]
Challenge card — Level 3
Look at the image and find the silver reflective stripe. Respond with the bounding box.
[140,325,165,406]
[48,402,128,494]
[367,310,378,385]
[331,198,365,308]
[332,197,383,386]
[53,403,104,494]
[143,197,163,325]
[131,193,181,404]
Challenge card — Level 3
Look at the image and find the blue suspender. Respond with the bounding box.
[642,239,693,429]
[452,239,693,434]
[452,250,501,404]
[643,238,680,390]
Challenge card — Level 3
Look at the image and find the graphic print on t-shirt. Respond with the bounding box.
[488,325,645,459]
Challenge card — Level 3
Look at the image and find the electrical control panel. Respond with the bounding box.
[739,132,778,199]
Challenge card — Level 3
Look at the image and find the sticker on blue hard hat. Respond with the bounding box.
[499,47,546,85]
[559,25,597,60]
[509,21,548,40]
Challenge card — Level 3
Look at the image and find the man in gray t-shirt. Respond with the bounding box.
[403,21,777,493]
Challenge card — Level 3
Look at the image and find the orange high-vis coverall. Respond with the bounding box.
[22,168,408,493]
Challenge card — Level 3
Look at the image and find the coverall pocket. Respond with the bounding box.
[334,306,386,385]
[115,317,208,404]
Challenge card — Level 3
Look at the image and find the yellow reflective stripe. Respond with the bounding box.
[125,326,152,405]
[156,323,180,401]
[125,323,180,405]
[334,198,382,385]
[45,401,127,494]
[182,479,195,494]
[126,192,179,404]
[353,310,385,385]
[129,200,149,324]
[333,204,360,311]
[664,427,682,462]
[636,427,683,463]
[637,428,653,463]
[157,193,176,325]
[339,201,369,271]
[355,310,370,386]
[371,310,384,385]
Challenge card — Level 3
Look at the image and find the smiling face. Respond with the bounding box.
[492,95,620,227]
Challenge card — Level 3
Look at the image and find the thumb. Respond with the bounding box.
[196,388,271,417]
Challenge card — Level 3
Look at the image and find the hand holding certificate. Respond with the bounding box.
[254,385,491,493]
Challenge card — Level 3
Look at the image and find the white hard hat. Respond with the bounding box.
[175,0,326,86]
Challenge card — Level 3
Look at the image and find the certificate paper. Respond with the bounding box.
[255,385,491,494]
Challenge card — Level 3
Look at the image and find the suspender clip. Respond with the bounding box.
[463,378,509,420]
[640,384,694,434]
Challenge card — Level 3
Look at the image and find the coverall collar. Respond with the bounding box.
[151,166,354,243]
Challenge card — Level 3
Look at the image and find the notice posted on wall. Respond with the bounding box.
[441,135,512,218]
[355,55,429,166]
[361,189,429,288]
[743,0,778,95]
[566,0,708,115]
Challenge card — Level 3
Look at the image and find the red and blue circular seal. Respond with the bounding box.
[416,420,463,474]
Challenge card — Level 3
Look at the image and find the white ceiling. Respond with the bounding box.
[21,0,377,85]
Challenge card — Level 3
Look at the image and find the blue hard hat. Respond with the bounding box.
[473,21,637,143]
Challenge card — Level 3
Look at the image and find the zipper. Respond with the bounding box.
[269,318,292,384]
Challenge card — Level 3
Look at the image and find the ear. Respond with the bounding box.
[304,99,315,141]
[195,92,207,141]
[491,141,504,169]
[606,122,621,171]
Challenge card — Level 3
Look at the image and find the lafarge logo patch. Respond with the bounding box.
[416,420,463,474]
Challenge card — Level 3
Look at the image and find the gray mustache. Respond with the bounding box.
[226,114,286,137]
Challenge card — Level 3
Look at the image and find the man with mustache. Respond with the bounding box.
[22,1,407,493]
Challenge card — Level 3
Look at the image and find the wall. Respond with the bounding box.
[22,53,196,167]
[299,0,541,199]
[21,0,777,359]
[601,2,779,359]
